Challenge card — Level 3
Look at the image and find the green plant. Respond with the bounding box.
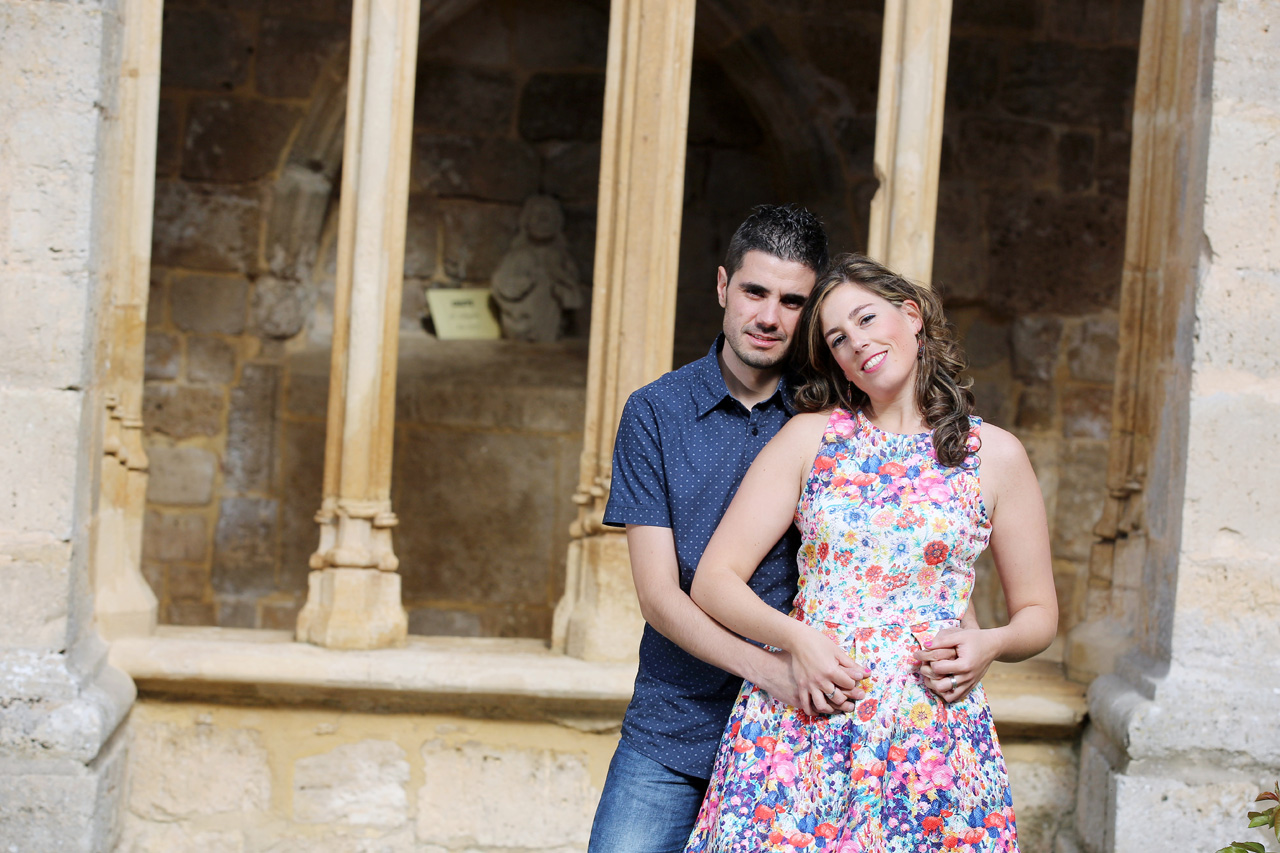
[1216,782,1280,853]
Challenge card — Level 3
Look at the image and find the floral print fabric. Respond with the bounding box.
[686,408,1018,853]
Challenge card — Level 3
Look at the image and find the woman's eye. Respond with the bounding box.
[859,314,875,326]
[830,335,846,348]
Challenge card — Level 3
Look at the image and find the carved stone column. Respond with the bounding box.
[551,0,697,662]
[92,0,164,640]
[866,0,952,286]
[296,0,420,649]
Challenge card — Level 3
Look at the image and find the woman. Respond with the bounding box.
[685,254,1056,852]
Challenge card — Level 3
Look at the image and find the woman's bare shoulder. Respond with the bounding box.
[974,420,1034,479]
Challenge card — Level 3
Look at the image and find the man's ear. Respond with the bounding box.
[717,266,729,308]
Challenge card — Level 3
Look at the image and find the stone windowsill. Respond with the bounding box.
[110,627,1086,737]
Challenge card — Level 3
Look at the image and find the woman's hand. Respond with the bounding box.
[913,626,999,703]
[787,623,870,716]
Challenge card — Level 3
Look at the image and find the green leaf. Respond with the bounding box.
[1233,842,1266,853]
[1257,792,1280,803]
[1248,815,1271,828]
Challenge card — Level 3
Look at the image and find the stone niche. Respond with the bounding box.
[141,0,1141,643]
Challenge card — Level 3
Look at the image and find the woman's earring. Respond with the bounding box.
[917,337,925,359]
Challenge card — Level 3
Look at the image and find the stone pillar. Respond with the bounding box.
[551,0,697,661]
[92,0,164,641]
[1075,1,1280,850]
[865,0,952,287]
[0,0,149,846]
[296,0,421,650]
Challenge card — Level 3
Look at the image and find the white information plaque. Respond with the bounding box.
[425,287,502,340]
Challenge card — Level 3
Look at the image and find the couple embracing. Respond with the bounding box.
[589,205,1057,853]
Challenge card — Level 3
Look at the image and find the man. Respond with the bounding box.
[587,205,867,852]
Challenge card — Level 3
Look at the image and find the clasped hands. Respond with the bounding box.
[763,624,997,715]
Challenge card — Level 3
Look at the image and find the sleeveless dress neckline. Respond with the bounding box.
[686,406,1016,853]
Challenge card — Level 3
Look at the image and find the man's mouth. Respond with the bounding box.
[861,351,887,372]
[747,331,783,346]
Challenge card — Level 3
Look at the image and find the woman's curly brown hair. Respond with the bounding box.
[791,253,977,467]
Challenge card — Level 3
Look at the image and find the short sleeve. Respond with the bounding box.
[603,393,672,528]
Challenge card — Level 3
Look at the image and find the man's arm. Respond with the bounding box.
[627,524,854,714]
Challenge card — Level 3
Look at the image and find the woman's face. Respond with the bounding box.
[819,282,922,403]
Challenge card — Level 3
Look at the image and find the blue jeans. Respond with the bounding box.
[588,739,709,853]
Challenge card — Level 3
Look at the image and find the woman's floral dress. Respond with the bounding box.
[685,408,1018,853]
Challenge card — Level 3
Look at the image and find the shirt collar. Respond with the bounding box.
[692,334,796,417]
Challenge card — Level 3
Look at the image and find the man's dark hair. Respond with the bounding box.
[723,204,829,279]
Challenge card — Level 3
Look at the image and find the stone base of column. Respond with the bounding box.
[1074,664,1280,852]
[296,568,408,650]
[552,533,642,662]
[0,640,135,850]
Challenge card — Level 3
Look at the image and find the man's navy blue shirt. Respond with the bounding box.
[603,336,801,779]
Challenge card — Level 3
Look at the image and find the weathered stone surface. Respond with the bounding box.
[1062,385,1113,440]
[166,563,209,601]
[0,401,79,537]
[259,598,302,630]
[440,200,522,282]
[1001,43,1138,127]
[187,335,237,384]
[171,274,249,334]
[988,192,1127,316]
[417,741,595,848]
[414,64,517,135]
[1079,229,1129,347]
[946,38,1002,113]
[957,117,1054,182]
[252,276,312,339]
[1011,316,1064,382]
[117,821,243,853]
[257,17,347,99]
[278,419,325,594]
[224,363,279,493]
[155,98,182,178]
[688,60,764,148]
[0,738,128,853]
[509,0,608,69]
[151,181,261,273]
[798,19,880,112]
[142,384,224,438]
[424,1,509,67]
[215,596,257,629]
[143,510,209,563]
[970,378,1010,425]
[0,537,70,650]
[932,181,988,303]
[1097,128,1132,198]
[1058,130,1097,192]
[403,194,441,279]
[294,740,410,826]
[166,601,215,626]
[183,98,305,183]
[834,114,876,176]
[1015,385,1056,431]
[406,608,483,637]
[953,0,1041,31]
[211,497,279,596]
[145,332,180,380]
[394,430,559,605]
[963,317,1010,369]
[265,164,333,282]
[1002,740,1078,852]
[160,8,251,91]
[147,446,218,505]
[1052,440,1108,561]
[410,135,539,202]
[128,719,270,820]
[518,73,606,142]
[705,150,774,219]
[1047,0,1120,44]
[0,273,91,390]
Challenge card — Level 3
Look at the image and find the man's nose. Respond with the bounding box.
[756,299,780,328]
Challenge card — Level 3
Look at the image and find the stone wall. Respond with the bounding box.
[117,699,1078,852]
[0,0,136,847]
[141,0,1142,642]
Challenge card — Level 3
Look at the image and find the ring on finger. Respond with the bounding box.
[949,674,958,691]
[823,689,837,702]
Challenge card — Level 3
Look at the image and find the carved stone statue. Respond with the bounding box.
[491,195,585,342]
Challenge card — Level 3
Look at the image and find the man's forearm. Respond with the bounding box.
[639,587,781,687]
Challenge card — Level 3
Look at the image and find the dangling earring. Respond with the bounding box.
[917,336,925,359]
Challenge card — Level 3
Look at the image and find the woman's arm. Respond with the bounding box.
[690,413,869,715]
[918,424,1058,702]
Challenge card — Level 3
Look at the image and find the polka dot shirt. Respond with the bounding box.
[603,336,801,779]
